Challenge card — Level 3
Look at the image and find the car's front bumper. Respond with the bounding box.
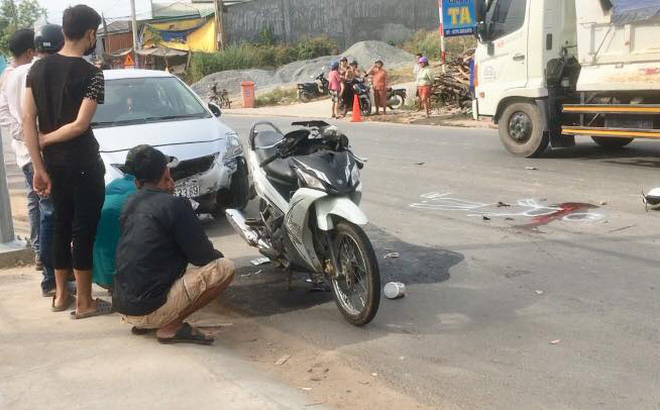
[176,156,242,212]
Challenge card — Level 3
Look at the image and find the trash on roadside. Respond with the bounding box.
[505,217,514,221]
[298,387,312,391]
[275,354,291,366]
[525,166,538,171]
[415,162,425,166]
[251,257,271,266]
[384,282,406,299]
[550,339,561,345]
[599,201,608,206]
[497,201,511,207]
[241,272,252,278]
[482,215,491,221]
[535,290,544,295]
[384,252,400,259]
[371,372,378,377]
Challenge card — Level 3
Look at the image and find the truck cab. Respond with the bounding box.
[474,0,660,157]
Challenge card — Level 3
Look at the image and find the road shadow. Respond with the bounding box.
[220,225,464,318]
[544,143,660,168]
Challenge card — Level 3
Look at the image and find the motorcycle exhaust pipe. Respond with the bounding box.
[225,209,271,250]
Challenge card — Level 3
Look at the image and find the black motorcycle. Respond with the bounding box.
[297,73,329,103]
[340,79,372,117]
[387,88,407,110]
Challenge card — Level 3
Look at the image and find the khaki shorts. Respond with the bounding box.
[122,258,235,329]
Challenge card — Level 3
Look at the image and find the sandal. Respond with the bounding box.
[51,294,75,312]
[131,326,154,336]
[69,298,114,320]
[157,323,214,346]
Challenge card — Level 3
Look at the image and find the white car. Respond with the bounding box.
[92,69,248,214]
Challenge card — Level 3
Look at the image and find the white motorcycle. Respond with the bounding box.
[226,121,381,326]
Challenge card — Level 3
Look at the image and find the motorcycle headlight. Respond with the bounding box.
[224,132,243,162]
[351,164,360,186]
[295,168,326,191]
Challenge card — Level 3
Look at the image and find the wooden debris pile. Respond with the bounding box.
[432,51,474,108]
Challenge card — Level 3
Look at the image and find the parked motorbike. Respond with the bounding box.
[226,120,381,326]
[341,79,372,117]
[386,87,407,110]
[297,72,329,103]
[210,81,231,109]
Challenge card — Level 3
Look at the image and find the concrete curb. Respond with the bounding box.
[0,240,33,269]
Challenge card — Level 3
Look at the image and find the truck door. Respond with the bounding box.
[477,0,530,116]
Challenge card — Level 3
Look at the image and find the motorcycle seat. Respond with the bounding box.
[254,131,297,184]
[254,130,284,148]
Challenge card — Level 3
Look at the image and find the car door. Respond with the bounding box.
[476,0,530,116]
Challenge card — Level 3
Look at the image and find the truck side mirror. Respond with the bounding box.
[476,21,489,43]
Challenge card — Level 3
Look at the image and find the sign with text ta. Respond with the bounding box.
[441,0,476,37]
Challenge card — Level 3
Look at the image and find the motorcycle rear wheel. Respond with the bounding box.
[330,220,380,326]
[298,92,311,103]
[388,95,405,110]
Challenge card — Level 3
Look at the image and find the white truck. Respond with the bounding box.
[473,0,660,157]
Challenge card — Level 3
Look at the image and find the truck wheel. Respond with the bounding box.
[592,137,634,149]
[498,102,549,158]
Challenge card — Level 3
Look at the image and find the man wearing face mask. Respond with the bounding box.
[22,5,110,318]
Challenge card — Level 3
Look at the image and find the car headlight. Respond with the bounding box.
[295,168,326,191]
[224,132,243,162]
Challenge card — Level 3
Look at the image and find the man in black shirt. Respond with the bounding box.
[113,145,235,345]
[23,5,110,318]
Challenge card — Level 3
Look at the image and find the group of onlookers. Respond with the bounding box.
[0,4,233,345]
[327,53,435,119]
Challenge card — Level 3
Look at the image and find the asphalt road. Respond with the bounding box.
[211,115,660,409]
[3,116,659,408]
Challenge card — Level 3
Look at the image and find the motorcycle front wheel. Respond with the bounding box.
[298,91,311,103]
[360,98,372,116]
[331,220,381,326]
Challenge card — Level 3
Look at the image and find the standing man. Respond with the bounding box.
[23,5,111,317]
[0,29,36,263]
[113,145,235,345]
[413,53,422,110]
[368,60,388,115]
[328,61,341,118]
[1,25,65,297]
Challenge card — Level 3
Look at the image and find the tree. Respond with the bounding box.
[0,0,47,56]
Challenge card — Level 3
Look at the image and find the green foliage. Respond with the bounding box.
[258,23,275,46]
[189,35,339,83]
[255,86,298,107]
[402,30,476,61]
[0,0,47,56]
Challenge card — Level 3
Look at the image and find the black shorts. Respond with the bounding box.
[48,158,105,271]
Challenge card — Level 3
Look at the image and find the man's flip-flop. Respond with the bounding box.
[69,299,114,320]
[157,323,214,346]
[131,327,154,336]
[51,294,75,312]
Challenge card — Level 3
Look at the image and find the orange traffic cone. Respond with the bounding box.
[351,94,362,123]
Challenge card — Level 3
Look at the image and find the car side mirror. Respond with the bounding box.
[208,102,222,117]
[476,21,489,43]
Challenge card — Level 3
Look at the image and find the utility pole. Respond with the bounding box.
[130,0,139,67]
[213,0,226,51]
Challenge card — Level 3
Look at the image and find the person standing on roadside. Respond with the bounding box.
[1,26,65,297]
[368,60,388,115]
[22,5,111,318]
[0,30,37,263]
[328,61,342,118]
[417,56,434,118]
[413,53,422,110]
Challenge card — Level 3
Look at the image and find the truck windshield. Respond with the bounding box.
[486,0,526,40]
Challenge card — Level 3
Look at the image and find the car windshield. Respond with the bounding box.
[92,76,210,127]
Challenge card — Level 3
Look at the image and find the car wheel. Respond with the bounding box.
[213,157,250,217]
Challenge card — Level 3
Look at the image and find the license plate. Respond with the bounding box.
[174,183,200,198]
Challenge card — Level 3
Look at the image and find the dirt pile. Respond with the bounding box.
[191,41,414,100]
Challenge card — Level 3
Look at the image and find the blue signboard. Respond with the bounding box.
[442,0,476,37]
